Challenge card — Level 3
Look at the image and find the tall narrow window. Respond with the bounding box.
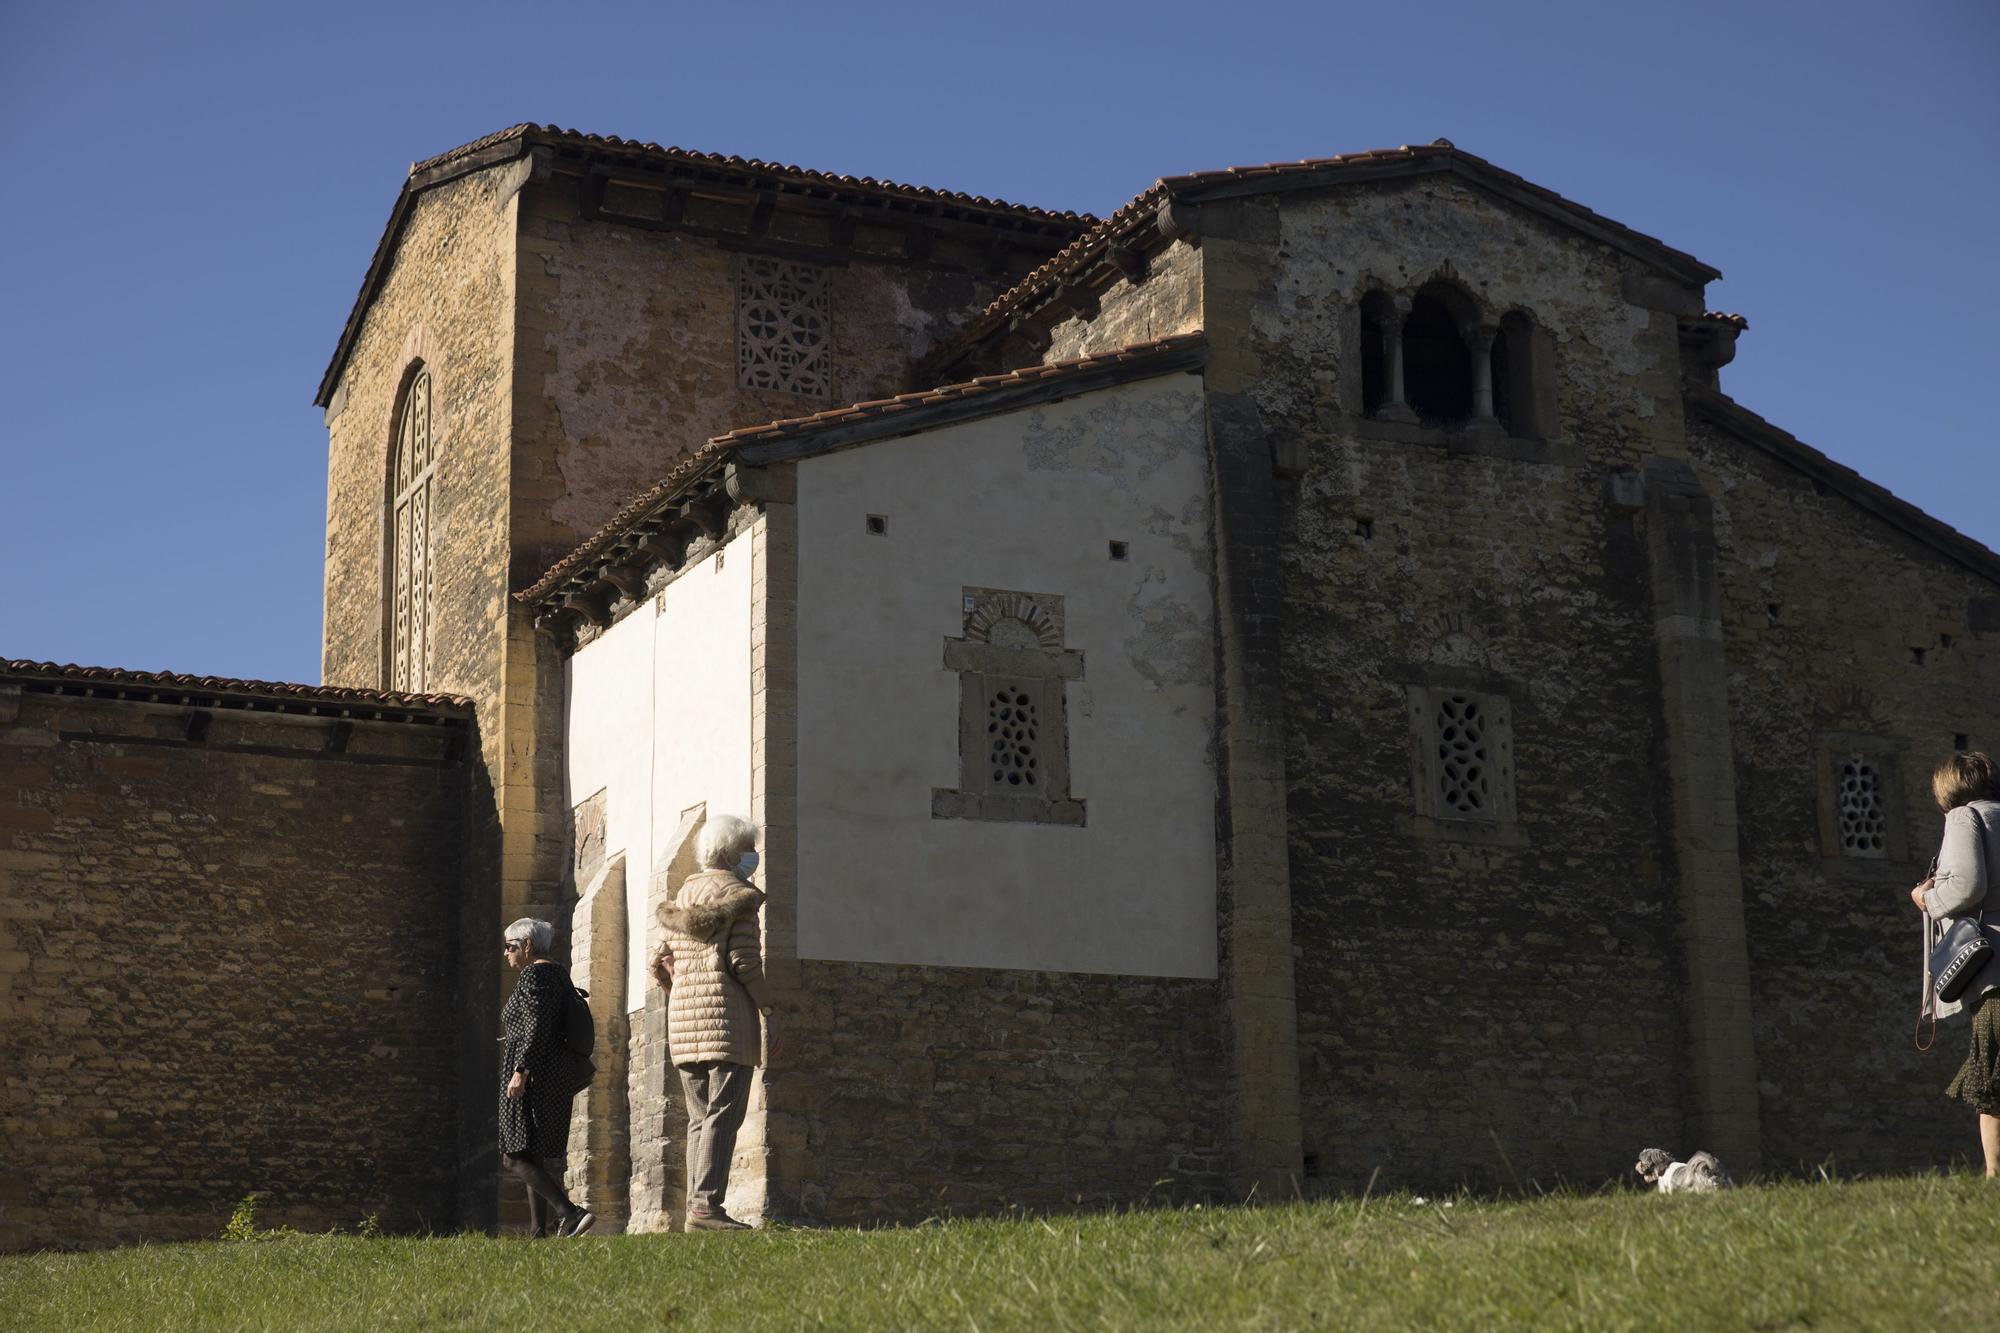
[1403,286,1475,426]
[389,367,437,692]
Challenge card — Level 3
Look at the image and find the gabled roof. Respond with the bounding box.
[519,332,1209,609]
[1,660,474,722]
[1684,390,2000,589]
[316,125,1095,407]
[933,140,1721,373]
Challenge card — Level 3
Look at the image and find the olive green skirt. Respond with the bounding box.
[1945,993,2000,1115]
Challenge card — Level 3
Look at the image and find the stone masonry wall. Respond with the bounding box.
[775,961,1227,1222]
[1044,239,1202,363]
[319,160,526,1227]
[1227,180,1699,1191]
[1687,415,2000,1173]
[509,175,1032,582]
[0,686,466,1251]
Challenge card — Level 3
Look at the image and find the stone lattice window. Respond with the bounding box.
[1433,694,1493,816]
[987,683,1042,789]
[738,257,831,397]
[1407,685,1516,826]
[934,589,1084,825]
[1837,757,1888,857]
[388,367,437,692]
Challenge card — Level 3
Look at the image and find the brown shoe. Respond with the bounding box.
[685,1209,750,1231]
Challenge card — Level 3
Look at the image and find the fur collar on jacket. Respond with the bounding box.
[659,873,763,941]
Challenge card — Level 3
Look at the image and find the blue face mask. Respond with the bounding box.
[735,851,759,880]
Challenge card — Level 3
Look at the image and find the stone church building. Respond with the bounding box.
[7,124,1998,1248]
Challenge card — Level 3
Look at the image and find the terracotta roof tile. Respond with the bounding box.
[518,332,1208,607]
[1,660,473,716]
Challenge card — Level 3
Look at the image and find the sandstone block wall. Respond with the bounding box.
[0,685,468,1251]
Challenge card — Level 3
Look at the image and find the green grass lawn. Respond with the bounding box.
[7,1176,1996,1331]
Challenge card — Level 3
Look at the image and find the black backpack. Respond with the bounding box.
[562,981,597,1059]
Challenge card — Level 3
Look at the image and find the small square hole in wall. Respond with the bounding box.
[1302,1152,1321,1179]
[1108,540,1129,561]
[1956,733,1971,751]
[1941,632,1955,650]
[1766,603,1781,624]
[1911,647,1927,666]
[1355,517,1374,540]
[865,514,887,535]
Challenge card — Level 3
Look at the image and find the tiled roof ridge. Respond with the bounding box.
[517,331,1209,607]
[940,140,1720,369]
[2,660,475,714]
[1685,389,2000,587]
[1699,310,1749,329]
[412,124,1095,224]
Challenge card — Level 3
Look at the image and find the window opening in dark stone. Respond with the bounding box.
[1360,305,1385,417]
[1403,292,1472,426]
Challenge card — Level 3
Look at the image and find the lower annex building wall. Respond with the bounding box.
[0,665,471,1252]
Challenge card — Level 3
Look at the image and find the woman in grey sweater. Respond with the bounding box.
[1912,751,2000,1177]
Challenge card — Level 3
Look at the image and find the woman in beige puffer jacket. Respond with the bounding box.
[652,814,769,1228]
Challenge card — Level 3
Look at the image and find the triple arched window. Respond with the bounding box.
[1360,281,1544,438]
[388,367,437,692]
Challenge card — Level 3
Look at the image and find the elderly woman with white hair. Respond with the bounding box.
[499,917,594,1237]
[650,813,770,1230]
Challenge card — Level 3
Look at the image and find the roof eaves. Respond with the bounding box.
[1685,390,2000,589]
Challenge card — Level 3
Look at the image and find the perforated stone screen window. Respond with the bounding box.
[1837,756,1889,858]
[1408,685,1517,826]
[738,257,831,397]
[986,681,1043,790]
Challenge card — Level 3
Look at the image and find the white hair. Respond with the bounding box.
[695,814,758,869]
[504,918,554,953]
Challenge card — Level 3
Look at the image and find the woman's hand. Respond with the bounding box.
[1911,877,1935,910]
[507,1070,527,1101]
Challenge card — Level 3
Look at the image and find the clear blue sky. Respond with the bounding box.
[2,0,1994,685]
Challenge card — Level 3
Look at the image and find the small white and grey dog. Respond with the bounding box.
[1634,1149,1734,1193]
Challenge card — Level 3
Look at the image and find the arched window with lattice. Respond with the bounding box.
[386,366,438,691]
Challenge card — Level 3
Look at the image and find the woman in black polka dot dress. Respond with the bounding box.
[499,918,594,1237]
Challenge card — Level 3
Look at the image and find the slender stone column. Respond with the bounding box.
[1468,325,1498,424]
[1375,309,1418,424]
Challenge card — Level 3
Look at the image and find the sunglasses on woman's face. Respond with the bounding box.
[503,941,527,952]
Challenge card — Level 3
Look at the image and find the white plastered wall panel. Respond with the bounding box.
[794,372,1218,978]
[565,530,755,1011]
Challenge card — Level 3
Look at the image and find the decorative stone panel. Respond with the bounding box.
[737,257,832,398]
[1814,733,1907,867]
[1404,682,1519,840]
[933,588,1085,825]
